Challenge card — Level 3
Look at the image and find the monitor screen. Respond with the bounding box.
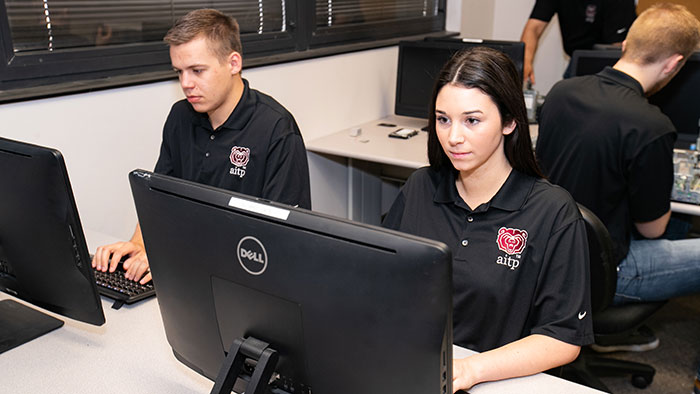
[571,49,700,148]
[0,137,105,353]
[130,170,453,394]
[569,49,620,77]
[395,38,525,119]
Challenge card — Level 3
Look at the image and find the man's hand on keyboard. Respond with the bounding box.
[92,241,152,284]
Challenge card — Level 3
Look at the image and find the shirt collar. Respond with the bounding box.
[434,168,536,212]
[191,78,254,131]
[597,66,644,96]
[220,78,254,130]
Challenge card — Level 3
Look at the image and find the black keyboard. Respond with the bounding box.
[93,264,155,309]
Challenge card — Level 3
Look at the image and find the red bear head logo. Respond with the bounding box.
[496,227,528,255]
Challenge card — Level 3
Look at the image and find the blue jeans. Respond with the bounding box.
[614,237,700,304]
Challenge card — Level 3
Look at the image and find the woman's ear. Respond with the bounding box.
[502,120,516,136]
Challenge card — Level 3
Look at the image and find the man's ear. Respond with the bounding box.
[621,39,627,52]
[228,51,243,75]
[663,53,684,76]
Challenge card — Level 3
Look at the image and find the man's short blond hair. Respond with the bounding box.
[163,9,242,62]
[622,3,700,64]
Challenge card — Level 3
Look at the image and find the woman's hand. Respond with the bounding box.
[452,357,476,392]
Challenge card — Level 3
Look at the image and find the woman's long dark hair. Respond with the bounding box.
[427,46,544,178]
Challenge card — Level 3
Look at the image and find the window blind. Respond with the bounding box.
[5,0,286,53]
[316,0,439,28]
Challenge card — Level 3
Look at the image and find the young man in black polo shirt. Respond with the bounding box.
[520,0,636,83]
[536,4,700,350]
[92,9,310,283]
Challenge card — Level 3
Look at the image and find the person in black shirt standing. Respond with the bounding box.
[92,9,311,284]
[383,47,592,392]
[536,3,700,348]
[520,0,636,83]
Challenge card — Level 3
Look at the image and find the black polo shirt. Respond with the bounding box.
[536,67,675,264]
[383,167,593,351]
[154,79,311,209]
[530,0,636,56]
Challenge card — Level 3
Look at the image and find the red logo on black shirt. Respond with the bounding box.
[496,227,527,271]
[497,227,528,255]
[230,146,250,167]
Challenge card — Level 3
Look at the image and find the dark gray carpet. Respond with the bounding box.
[598,294,700,394]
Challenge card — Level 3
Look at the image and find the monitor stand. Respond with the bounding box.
[0,299,64,354]
[211,336,279,394]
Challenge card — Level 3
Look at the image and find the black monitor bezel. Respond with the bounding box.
[569,48,621,78]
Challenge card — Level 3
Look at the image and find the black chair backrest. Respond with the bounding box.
[577,203,618,314]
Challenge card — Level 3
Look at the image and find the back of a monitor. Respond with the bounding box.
[0,137,104,326]
[130,170,453,394]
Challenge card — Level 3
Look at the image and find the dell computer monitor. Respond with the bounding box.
[395,38,525,119]
[129,170,453,394]
[0,137,105,353]
[571,49,700,148]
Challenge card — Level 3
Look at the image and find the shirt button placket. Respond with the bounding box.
[462,212,480,249]
[461,215,473,248]
[205,132,214,159]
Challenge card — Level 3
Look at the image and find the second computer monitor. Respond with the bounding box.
[130,170,453,394]
[395,38,525,119]
[0,137,105,353]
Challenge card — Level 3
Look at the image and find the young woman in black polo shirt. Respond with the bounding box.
[383,47,593,391]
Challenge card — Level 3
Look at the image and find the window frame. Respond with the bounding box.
[0,0,447,103]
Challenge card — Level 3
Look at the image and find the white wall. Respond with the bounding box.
[460,0,495,39]
[244,48,397,143]
[446,0,468,33]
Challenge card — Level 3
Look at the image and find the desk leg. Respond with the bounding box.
[348,158,383,225]
[308,152,402,225]
[308,152,349,218]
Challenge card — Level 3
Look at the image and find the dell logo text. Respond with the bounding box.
[237,236,268,275]
[240,248,265,264]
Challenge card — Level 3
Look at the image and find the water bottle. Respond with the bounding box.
[523,81,537,123]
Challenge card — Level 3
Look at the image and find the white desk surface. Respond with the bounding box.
[671,201,700,216]
[306,115,430,169]
[1,292,602,394]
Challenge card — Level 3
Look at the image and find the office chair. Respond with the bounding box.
[560,204,665,392]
